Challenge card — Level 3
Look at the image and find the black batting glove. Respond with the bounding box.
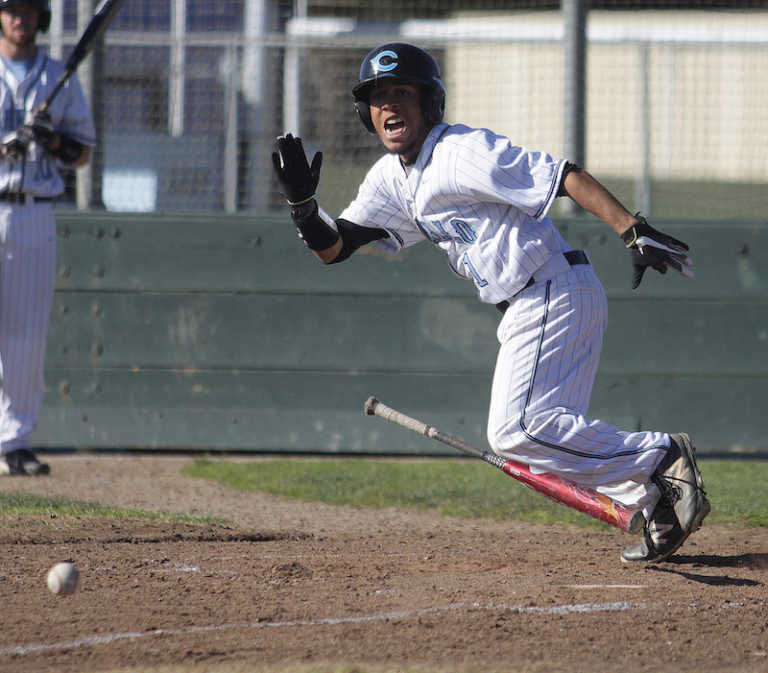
[1,130,31,159]
[2,111,57,159]
[620,214,693,289]
[28,110,56,149]
[271,133,323,206]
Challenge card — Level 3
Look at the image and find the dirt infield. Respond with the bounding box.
[1,453,767,673]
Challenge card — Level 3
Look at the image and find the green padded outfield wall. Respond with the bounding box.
[27,212,768,455]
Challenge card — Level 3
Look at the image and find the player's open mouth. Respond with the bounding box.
[384,117,406,138]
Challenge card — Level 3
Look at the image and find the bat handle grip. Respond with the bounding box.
[364,396,485,459]
[364,396,429,434]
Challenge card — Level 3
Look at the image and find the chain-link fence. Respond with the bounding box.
[47,0,768,218]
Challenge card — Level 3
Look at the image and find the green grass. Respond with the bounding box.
[182,457,768,528]
[0,490,228,525]
[700,460,768,527]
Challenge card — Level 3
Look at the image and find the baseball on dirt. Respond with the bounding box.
[46,562,79,595]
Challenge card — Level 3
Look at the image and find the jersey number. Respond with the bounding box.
[422,218,478,245]
[462,253,488,288]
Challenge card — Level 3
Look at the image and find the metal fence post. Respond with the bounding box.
[169,0,186,138]
[76,0,99,210]
[562,0,587,216]
[637,42,652,216]
[224,45,239,213]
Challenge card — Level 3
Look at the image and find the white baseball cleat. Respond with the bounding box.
[621,434,709,563]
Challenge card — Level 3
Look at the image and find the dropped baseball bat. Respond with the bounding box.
[37,0,126,114]
[364,396,644,534]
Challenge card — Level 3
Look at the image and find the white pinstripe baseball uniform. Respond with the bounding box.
[340,122,669,518]
[0,48,95,455]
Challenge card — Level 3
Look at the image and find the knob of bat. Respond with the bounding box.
[364,396,379,416]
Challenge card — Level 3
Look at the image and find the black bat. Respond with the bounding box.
[37,0,127,114]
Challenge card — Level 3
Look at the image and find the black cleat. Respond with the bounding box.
[0,449,50,476]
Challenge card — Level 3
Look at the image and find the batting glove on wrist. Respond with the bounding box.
[271,134,322,206]
[1,130,31,159]
[2,111,56,159]
[28,110,56,149]
[620,214,693,289]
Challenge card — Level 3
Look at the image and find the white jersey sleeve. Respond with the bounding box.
[338,155,425,254]
[451,127,564,221]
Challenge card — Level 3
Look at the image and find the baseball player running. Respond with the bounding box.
[0,0,95,476]
[271,43,709,563]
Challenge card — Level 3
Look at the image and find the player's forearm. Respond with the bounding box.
[560,168,637,236]
[290,200,388,264]
[314,237,343,263]
[306,219,389,264]
[290,199,342,263]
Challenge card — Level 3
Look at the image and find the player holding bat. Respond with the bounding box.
[271,42,709,563]
[0,0,94,477]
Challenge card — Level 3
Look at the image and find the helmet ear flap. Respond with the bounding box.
[354,100,376,134]
[422,90,445,127]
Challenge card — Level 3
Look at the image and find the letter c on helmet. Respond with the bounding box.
[370,50,398,74]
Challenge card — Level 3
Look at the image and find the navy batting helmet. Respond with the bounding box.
[0,0,51,33]
[353,43,445,134]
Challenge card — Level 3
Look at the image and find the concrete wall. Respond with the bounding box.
[29,212,768,455]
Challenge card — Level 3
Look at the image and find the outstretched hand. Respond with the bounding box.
[621,215,693,289]
[271,134,323,206]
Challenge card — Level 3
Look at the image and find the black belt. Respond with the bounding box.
[0,193,55,204]
[496,249,590,313]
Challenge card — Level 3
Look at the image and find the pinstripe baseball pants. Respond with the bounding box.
[487,263,669,519]
[0,203,57,454]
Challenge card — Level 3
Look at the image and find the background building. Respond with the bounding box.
[45,0,768,218]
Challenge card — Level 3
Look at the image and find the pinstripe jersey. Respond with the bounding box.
[0,49,95,197]
[339,122,571,304]
[0,47,94,457]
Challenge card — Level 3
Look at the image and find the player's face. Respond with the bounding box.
[0,3,40,49]
[369,80,430,165]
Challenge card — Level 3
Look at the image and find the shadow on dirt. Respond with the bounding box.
[646,553,768,586]
[670,552,768,569]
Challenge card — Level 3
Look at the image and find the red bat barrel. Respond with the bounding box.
[499,457,643,533]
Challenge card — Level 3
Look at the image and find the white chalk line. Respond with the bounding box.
[1,601,643,657]
[566,584,647,589]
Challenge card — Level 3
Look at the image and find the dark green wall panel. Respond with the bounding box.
[33,368,763,453]
[48,292,497,370]
[55,214,768,299]
[562,219,768,299]
[48,291,768,375]
[589,375,764,453]
[54,213,466,295]
[600,298,768,375]
[35,369,492,453]
[26,212,768,454]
